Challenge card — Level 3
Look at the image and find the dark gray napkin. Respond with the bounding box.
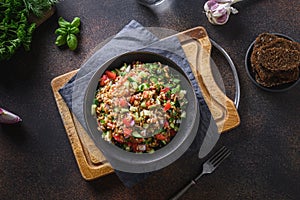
[59,20,217,187]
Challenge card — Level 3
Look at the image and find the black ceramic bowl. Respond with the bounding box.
[83,51,200,173]
[245,33,300,92]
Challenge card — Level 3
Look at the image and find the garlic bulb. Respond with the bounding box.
[204,0,242,25]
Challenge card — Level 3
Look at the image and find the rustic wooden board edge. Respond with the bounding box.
[51,71,114,180]
[179,26,240,133]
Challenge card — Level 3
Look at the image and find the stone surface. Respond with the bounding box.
[0,0,299,199]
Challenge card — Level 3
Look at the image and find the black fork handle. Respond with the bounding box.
[169,180,196,200]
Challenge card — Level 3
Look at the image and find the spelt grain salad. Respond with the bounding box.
[91,61,188,153]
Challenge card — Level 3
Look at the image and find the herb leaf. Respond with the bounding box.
[0,0,59,61]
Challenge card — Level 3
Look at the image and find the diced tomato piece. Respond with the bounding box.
[161,87,170,93]
[119,98,128,107]
[100,74,108,86]
[146,101,151,108]
[100,80,105,86]
[164,120,169,128]
[129,96,135,104]
[123,128,132,137]
[113,134,123,143]
[127,141,138,150]
[155,133,167,140]
[143,91,149,98]
[123,118,132,127]
[105,70,116,80]
[163,101,171,112]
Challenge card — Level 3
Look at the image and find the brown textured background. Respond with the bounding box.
[0,0,299,199]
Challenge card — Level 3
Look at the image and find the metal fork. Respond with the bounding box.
[170,146,231,200]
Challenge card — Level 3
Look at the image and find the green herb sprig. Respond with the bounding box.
[55,17,81,51]
[0,0,59,61]
[0,0,35,61]
[24,0,59,18]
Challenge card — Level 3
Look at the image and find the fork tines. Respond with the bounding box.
[209,146,231,168]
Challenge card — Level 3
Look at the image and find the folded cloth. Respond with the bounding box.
[59,20,217,187]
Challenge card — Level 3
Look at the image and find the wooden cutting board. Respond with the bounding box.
[51,26,240,180]
[177,27,240,133]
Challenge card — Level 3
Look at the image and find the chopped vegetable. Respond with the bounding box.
[161,87,170,93]
[105,70,116,80]
[123,128,132,137]
[91,104,97,116]
[99,74,108,86]
[155,133,167,141]
[94,61,188,153]
[127,77,135,82]
[163,101,171,112]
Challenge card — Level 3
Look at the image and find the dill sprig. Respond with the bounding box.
[23,0,59,18]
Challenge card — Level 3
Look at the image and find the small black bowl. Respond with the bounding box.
[83,50,200,173]
[245,33,300,92]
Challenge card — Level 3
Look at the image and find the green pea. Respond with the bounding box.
[58,17,71,28]
[71,17,80,28]
[55,35,67,46]
[67,34,78,51]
